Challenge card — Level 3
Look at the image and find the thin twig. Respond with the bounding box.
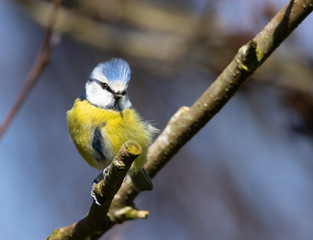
[0,0,62,140]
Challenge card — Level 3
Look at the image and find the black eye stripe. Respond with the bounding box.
[104,85,114,94]
[100,82,114,93]
[95,80,113,93]
[92,79,127,95]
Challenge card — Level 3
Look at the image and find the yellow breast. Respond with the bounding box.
[67,99,152,173]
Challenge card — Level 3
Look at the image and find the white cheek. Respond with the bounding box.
[86,82,114,108]
[85,81,132,110]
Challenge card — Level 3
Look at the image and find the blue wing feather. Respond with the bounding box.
[92,127,106,162]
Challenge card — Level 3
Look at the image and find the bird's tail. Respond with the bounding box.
[130,168,153,191]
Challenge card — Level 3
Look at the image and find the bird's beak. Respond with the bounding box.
[114,93,123,99]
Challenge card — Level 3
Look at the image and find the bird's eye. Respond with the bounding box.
[121,90,127,95]
[100,82,108,89]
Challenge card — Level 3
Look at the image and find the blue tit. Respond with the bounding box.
[67,58,157,192]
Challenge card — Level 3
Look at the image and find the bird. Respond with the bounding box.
[67,58,157,196]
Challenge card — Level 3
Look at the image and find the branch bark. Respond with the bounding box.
[109,0,313,228]
[47,0,313,239]
[47,141,144,240]
[0,0,62,140]
[147,0,313,177]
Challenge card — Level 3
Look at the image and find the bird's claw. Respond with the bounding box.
[90,167,110,205]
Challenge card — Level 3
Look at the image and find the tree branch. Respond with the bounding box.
[0,0,62,140]
[109,0,313,227]
[147,0,313,177]
[47,141,143,240]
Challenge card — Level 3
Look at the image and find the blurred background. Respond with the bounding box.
[1,0,313,239]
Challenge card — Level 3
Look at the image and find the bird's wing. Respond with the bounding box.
[92,127,106,162]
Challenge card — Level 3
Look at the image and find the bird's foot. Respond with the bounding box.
[91,166,110,205]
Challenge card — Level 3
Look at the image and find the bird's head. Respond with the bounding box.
[83,58,132,110]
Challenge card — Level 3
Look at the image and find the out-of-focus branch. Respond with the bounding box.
[16,0,313,93]
[0,0,62,140]
[16,0,202,63]
[47,141,145,240]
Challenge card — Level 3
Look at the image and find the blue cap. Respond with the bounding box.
[92,58,131,84]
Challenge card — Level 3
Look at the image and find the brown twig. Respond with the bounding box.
[0,0,62,140]
[47,141,144,240]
